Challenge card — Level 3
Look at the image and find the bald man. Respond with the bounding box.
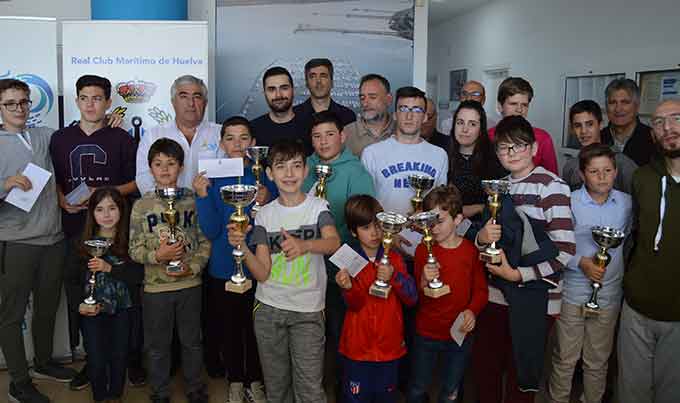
[442,80,496,134]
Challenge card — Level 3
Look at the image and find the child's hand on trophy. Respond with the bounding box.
[478,218,502,245]
[227,223,252,249]
[335,269,352,290]
[255,185,270,205]
[155,238,184,263]
[579,257,606,282]
[423,262,440,282]
[88,257,112,273]
[486,250,521,282]
[376,263,394,282]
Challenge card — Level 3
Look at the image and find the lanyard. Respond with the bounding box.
[16,131,33,153]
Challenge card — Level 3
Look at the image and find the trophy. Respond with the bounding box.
[583,226,625,316]
[479,179,512,264]
[408,174,435,213]
[156,188,186,274]
[79,239,111,314]
[246,146,269,216]
[369,211,408,298]
[314,165,333,199]
[410,210,451,298]
[221,184,258,293]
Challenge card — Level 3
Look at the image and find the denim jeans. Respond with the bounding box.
[407,333,470,403]
[81,309,130,401]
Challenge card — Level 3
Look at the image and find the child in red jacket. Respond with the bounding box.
[408,185,488,403]
[335,195,417,403]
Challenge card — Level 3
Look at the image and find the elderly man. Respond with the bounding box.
[442,80,495,134]
[135,75,221,195]
[293,58,356,131]
[421,98,451,152]
[617,99,680,403]
[601,78,656,167]
[344,74,396,157]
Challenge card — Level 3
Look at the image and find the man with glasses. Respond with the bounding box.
[0,78,74,403]
[600,78,656,167]
[442,80,496,135]
[135,75,220,195]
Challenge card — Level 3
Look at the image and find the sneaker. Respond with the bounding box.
[8,380,50,403]
[30,362,77,383]
[69,366,89,391]
[228,382,245,403]
[188,390,209,403]
[244,381,266,403]
[128,366,147,387]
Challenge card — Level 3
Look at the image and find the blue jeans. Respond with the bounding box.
[81,309,130,401]
[407,334,470,403]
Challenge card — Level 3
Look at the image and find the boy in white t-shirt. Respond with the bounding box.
[227,140,341,403]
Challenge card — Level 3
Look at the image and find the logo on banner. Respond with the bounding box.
[0,71,55,128]
[148,106,173,125]
[115,80,157,104]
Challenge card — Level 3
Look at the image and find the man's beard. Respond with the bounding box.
[268,97,292,113]
[363,110,386,124]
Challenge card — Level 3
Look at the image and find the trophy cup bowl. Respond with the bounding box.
[247,146,270,217]
[410,210,451,298]
[314,164,333,199]
[369,211,408,299]
[584,226,625,316]
[80,239,112,314]
[408,174,435,213]
[221,184,258,293]
[156,188,186,274]
[479,179,512,264]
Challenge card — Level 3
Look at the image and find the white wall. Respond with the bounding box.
[0,0,90,19]
[428,0,680,160]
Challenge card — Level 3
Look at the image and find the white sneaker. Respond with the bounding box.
[228,382,245,403]
[245,381,266,403]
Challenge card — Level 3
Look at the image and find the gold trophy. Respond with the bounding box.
[369,211,408,298]
[408,174,435,213]
[246,146,269,216]
[221,184,258,293]
[410,210,450,298]
[314,165,333,199]
[583,226,625,316]
[156,188,186,274]
[479,179,511,264]
[79,239,112,314]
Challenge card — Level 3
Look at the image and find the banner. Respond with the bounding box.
[0,17,59,129]
[62,21,209,139]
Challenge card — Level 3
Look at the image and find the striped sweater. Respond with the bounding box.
[487,166,576,315]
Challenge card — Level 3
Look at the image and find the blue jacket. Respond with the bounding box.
[195,164,277,280]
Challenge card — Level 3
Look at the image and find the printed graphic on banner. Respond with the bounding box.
[116,80,158,104]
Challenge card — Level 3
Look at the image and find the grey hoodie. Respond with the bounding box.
[0,126,63,245]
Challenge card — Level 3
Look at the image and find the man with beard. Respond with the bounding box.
[135,75,221,195]
[344,74,396,157]
[617,99,680,403]
[601,79,656,167]
[293,58,356,131]
[251,66,312,155]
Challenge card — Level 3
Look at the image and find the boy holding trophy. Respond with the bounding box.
[129,138,211,403]
[408,185,488,403]
[548,144,631,403]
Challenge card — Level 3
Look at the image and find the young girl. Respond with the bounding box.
[78,187,143,403]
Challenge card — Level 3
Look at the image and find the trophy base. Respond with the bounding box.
[79,303,98,314]
[225,279,252,294]
[424,284,450,298]
[582,304,601,318]
[166,264,184,275]
[369,284,391,299]
[480,251,501,264]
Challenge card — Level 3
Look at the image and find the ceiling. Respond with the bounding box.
[429,0,491,26]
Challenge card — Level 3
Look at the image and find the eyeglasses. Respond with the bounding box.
[651,114,680,129]
[461,90,482,98]
[496,143,529,156]
[397,105,425,114]
[1,100,32,112]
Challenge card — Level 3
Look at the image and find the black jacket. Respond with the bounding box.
[601,119,657,167]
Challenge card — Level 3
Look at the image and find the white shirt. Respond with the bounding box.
[135,120,221,195]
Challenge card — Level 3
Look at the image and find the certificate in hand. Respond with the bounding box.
[329,244,369,278]
[5,163,52,212]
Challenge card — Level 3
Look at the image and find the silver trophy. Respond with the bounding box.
[221,184,258,293]
[156,188,186,274]
[408,174,435,213]
[246,146,269,217]
[79,239,111,314]
[583,226,625,316]
[369,211,408,298]
[410,210,451,298]
[314,165,333,199]
[479,179,512,264]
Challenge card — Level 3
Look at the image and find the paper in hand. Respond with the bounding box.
[65,181,90,206]
[449,312,466,346]
[198,158,244,179]
[5,163,52,212]
[329,244,369,278]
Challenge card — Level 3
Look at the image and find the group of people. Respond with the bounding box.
[0,56,678,403]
